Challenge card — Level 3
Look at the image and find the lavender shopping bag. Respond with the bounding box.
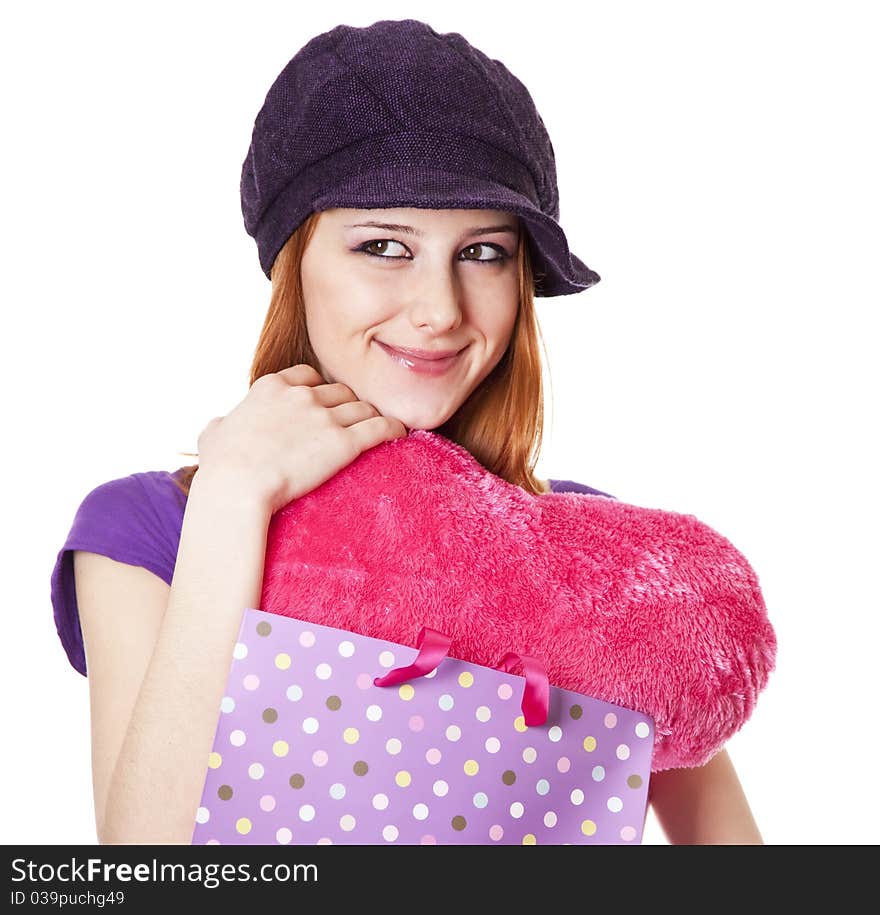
[191,608,655,845]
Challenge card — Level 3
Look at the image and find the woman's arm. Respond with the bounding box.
[648,747,764,844]
[81,471,271,844]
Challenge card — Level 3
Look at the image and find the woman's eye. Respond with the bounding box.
[357,239,508,265]
[461,243,507,262]
[360,239,408,258]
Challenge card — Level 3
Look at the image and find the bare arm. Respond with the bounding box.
[648,747,764,845]
[76,365,406,844]
[74,554,171,841]
[78,473,271,844]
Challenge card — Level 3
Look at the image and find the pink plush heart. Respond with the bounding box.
[260,429,776,771]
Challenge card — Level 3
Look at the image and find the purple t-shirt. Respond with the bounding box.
[51,470,616,677]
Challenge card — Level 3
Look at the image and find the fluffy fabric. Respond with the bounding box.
[260,430,776,772]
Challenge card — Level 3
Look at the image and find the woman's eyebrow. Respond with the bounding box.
[343,220,519,238]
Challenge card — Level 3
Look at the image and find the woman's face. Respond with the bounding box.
[300,207,521,431]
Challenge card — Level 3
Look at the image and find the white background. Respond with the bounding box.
[3,0,877,845]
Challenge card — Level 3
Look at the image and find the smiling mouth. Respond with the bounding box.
[377,342,467,360]
[375,340,467,375]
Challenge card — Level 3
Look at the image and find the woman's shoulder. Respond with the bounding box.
[65,466,189,562]
[52,467,189,677]
[546,478,617,499]
[78,468,188,517]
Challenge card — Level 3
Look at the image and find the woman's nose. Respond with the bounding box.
[406,263,465,333]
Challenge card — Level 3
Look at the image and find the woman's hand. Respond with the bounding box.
[194,364,408,515]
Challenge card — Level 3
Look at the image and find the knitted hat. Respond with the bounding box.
[241,18,601,297]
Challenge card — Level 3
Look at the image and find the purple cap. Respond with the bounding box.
[241,18,601,297]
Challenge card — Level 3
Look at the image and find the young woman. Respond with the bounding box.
[52,19,764,845]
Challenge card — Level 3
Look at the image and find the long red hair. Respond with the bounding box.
[172,212,551,499]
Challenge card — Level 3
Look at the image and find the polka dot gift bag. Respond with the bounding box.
[191,608,655,845]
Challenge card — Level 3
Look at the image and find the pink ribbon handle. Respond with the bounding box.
[493,652,550,727]
[372,627,452,687]
[373,628,550,727]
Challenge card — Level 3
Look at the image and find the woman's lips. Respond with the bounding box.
[376,340,466,376]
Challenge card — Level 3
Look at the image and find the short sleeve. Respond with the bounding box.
[548,479,617,499]
[51,470,187,677]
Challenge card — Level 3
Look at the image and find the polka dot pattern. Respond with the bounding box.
[191,609,655,846]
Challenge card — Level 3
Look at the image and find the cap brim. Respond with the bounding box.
[306,166,600,297]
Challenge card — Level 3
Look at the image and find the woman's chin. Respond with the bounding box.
[393,417,443,433]
[375,399,456,434]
